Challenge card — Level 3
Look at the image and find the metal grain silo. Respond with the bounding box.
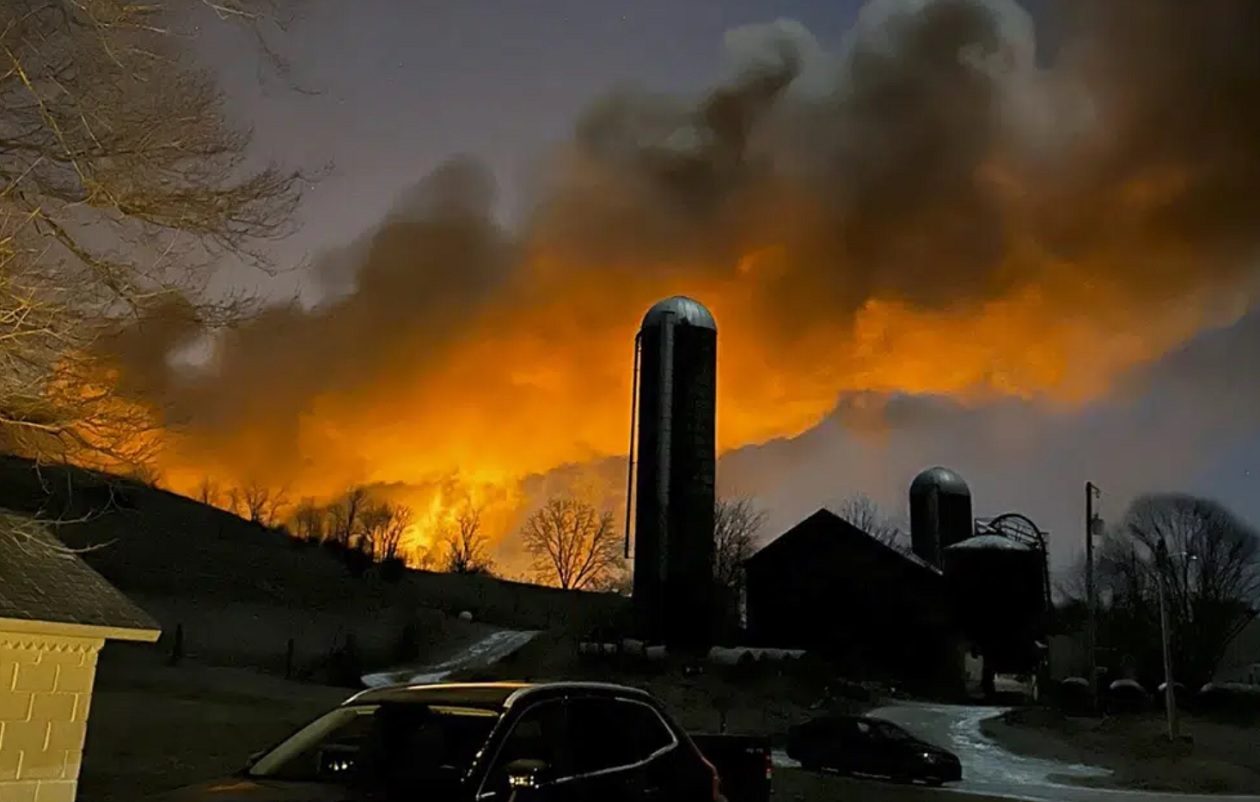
[625,296,717,653]
[943,534,1046,672]
[909,466,973,568]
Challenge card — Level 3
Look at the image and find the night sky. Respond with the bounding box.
[202,0,867,269]
[189,0,1257,566]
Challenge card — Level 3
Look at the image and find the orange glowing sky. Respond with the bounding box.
[97,1,1260,565]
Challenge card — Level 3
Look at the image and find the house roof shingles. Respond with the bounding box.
[0,514,159,634]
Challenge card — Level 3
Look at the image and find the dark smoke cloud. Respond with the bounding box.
[107,0,1260,505]
[721,306,1260,573]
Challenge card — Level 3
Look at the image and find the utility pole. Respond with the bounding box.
[1155,539,1180,741]
[1085,482,1101,714]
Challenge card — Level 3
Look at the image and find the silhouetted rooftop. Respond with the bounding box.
[0,513,160,635]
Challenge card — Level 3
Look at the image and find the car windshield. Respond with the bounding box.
[248,703,500,783]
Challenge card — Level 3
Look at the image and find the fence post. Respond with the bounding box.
[169,623,185,666]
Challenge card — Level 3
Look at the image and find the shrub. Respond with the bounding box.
[379,556,407,583]
[343,545,373,576]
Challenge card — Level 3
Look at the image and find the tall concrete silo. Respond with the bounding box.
[909,466,974,568]
[625,296,717,653]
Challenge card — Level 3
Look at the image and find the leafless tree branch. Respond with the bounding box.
[0,0,312,477]
[713,496,765,593]
[832,493,906,551]
[437,504,493,574]
[521,495,623,591]
[360,501,411,562]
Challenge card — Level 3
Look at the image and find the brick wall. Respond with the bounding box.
[0,633,102,802]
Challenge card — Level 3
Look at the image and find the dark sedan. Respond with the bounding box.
[785,715,962,786]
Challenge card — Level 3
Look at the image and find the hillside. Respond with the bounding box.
[0,455,626,673]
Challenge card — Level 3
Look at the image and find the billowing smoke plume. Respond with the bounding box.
[108,0,1260,553]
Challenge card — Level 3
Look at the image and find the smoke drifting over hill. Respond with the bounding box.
[108,0,1260,556]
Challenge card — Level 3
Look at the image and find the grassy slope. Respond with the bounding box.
[982,707,1260,794]
[0,456,626,632]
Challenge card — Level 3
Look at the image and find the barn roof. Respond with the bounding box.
[0,513,160,639]
[744,508,941,577]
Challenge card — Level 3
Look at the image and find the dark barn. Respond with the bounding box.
[743,509,963,692]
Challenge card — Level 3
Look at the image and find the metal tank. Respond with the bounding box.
[943,534,1047,672]
[624,296,717,653]
[909,466,973,568]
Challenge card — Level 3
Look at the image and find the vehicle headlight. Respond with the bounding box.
[921,752,941,763]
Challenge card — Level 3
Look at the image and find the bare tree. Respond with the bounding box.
[0,1,307,470]
[438,505,494,574]
[290,497,324,541]
[360,502,412,562]
[195,478,222,507]
[409,543,437,571]
[127,462,164,489]
[833,493,906,550]
[521,496,622,590]
[1094,493,1260,686]
[713,497,766,594]
[325,486,369,548]
[230,480,289,526]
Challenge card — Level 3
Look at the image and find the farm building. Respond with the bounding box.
[742,508,963,692]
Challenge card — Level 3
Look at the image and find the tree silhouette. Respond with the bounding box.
[438,505,494,575]
[1095,493,1260,686]
[291,497,324,541]
[0,1,307,468]
[326,486,369,548]
[230,480,289,527]
[833,493,905,550]
[521,496,623,590]
[196,478,222,507]
[713,497,766,594]
[360,502,412,562]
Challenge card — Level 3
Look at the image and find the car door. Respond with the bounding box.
[565,697,690,802]
[849,719,893,776]
[477,699,578,802]
[808,718,859,773]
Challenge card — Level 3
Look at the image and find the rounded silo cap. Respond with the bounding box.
[640,296,717,332]
[910,466,970,496]
[944,534,1031,552]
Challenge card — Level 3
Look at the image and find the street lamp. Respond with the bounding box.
[1154,540,1195,742]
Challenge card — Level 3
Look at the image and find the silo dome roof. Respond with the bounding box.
[640,296,717,331]
[945,534,1031,552]
[910,466,970,496]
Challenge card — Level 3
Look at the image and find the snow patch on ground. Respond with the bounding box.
[361,629,539,688]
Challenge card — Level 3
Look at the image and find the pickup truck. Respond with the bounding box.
[158,680,771,802]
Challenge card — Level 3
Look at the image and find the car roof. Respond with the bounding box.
[345,681,657,711]
[800,714,903,729]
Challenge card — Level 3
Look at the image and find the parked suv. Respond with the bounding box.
[159,681,755,802]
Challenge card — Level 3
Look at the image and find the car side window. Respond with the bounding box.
[482,700,570,796]
[567,698,676,775]
[818,718,845,739]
